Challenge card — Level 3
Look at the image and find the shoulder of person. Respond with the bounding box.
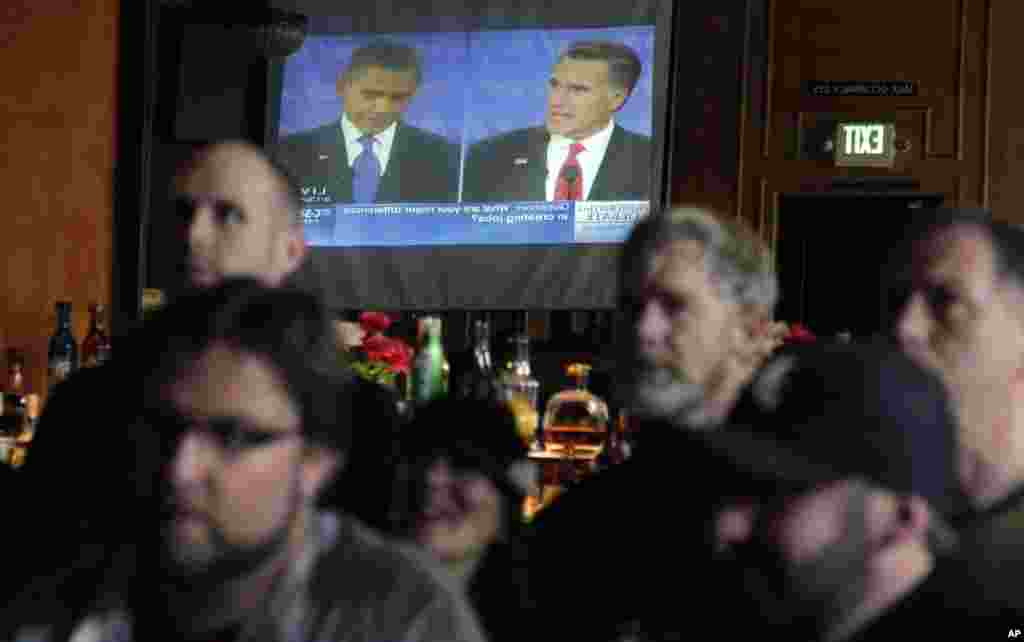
[468,126,545,155]
[274,121,340,153]
[396,122,457,151]
[312,513,465,607]
[611,124,652,148]
[309,514,486,641]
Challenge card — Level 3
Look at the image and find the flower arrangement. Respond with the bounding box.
[346,312,413,389]
[784,322,817,344]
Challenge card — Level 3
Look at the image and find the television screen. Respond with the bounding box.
[267,2,673,310]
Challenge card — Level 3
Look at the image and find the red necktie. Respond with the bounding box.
[555,142,585,201]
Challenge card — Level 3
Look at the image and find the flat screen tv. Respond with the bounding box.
[266,1,675,310]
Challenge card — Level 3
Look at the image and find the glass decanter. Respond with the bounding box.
[542,363,609,456]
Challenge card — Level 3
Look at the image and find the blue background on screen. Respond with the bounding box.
[464,26,653,145]
[278,25,655,247]
[279,32,470,142]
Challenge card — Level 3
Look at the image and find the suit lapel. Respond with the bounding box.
[589,124,622,202]
[324,122,353,203]
[377,122,406,203]
[520,128,548,201]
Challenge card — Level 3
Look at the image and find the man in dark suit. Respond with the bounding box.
[274,42,459,214]
[463,40,651,203]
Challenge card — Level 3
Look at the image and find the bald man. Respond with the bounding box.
[172,140,307,291]
[2,141,314,605]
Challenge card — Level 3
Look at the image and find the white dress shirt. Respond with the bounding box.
[340,114,398,175]
[545,118,616,201]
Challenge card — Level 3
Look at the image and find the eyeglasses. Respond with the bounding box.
[140,407,301,456]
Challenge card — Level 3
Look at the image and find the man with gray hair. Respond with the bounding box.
[525,206,778,639]
[617,206,778,428]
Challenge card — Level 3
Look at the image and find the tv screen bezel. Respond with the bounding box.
[262,1,676,311]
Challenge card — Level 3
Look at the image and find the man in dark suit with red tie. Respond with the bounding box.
[274,41,459,209]
[462,40,651,204]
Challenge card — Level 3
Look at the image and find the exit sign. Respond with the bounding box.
[834,122,896,167]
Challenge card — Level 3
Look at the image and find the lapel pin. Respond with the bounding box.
[318,154,329,160]
[514,157,529,165]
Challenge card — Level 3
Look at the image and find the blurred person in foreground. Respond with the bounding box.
[613,342,1015,640]
[386,399,536,642]
[703,342,968,640]
[887,208,1024,609]
[3,280,485,642]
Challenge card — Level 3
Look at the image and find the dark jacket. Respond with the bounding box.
[524,425,728,640]
[947,485,1024,612]
[462,124,651,203]
[274,119,459,205]
[845,554,1024,640]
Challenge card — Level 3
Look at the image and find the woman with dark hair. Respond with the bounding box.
[389,399,536,641]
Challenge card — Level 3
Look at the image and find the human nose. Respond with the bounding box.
[187,205,216,252]
[895,292,932,354]
[714,503,757,552]
[425,458,452,489]
[548,84,567,108]
[372,95,395,114]
[636,300,671,355]
[169,432,212,490]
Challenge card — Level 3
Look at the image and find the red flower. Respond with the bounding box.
[786,323,817,343]
[363,334,412,374]
[359,311,392,335]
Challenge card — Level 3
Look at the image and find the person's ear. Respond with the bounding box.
[336,73,349,100]
[284,230,307,274]
[609,87,628,112]
[714,502,758,552]
[301,446,342,501]
[892,494,931,542]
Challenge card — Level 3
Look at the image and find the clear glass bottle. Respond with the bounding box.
[542,362,609,455]
[411,316,447,405]
[499,333,541,449]
[456,319,499,402]
[48,301,78,392]
[81,303,112,368]
[3,349,39,465]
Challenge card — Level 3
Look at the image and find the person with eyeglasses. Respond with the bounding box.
[2,280,486,642]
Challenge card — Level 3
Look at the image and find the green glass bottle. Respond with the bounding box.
[412,316,446,405]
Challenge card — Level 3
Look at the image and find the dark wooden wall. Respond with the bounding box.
[9,0,1024,392]
[736,0,994,251]
[0,1,120,400]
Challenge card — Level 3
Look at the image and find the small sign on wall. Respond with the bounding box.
[834,122,896,168]
[805,81,917,97]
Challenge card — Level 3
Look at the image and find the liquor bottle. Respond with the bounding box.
[595,409,632,471]
[411,316,446,405]
[3,350,39,461]
[48,300,78,392]
[542,362,609,458]
[81,303,112,368]
[2,349,27,437]
[455,319,500,402]
[499,333,541,449]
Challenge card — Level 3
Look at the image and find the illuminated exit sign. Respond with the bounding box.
[834,121,896,167]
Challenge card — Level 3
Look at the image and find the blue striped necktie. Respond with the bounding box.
[352,134,381,203]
